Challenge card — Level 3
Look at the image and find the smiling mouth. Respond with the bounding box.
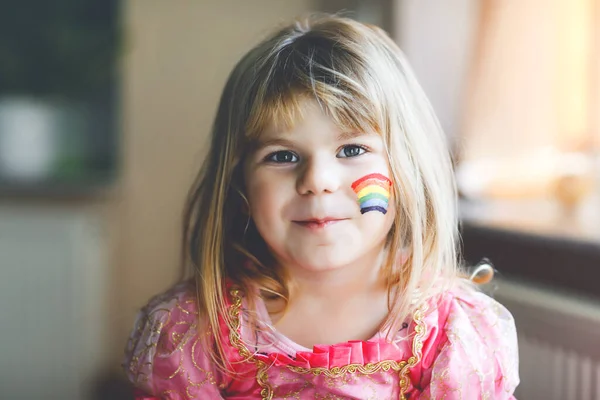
[293,218,346,230]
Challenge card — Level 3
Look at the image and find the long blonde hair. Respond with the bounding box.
[182,14,466,370]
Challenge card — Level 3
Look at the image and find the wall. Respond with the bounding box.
[392,0,479,149]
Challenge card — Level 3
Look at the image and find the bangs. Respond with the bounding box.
[244,33,384,141]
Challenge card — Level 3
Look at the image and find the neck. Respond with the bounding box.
[277,245,389,311]
[265,246,391,345]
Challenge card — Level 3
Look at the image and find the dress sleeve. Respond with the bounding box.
[417,288,520,399]
[123,284,227,399]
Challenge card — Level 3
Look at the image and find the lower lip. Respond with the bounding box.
[294,219,345,230]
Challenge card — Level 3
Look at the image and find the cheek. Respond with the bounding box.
[246,175,286,223]
[351,172,393,216]
[384,200,397,232]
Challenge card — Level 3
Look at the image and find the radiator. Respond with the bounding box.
[0,204,108,400]
[493,278,600,400]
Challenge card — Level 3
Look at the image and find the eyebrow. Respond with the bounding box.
[337,130,365,140]
[252,138,296,151]
[253,131,372,150]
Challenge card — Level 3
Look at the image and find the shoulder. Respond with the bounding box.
[438,283,517,337]
[123,280,225,398]
[125,280,200,361]
[439,285,519,367]
[417,283,520,398]
[130,280,199,329]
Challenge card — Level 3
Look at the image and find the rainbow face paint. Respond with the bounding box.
[351,173,392,215]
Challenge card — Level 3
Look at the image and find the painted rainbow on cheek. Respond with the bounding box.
[351,173,393,215]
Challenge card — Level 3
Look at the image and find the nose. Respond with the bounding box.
[296,155,341,195]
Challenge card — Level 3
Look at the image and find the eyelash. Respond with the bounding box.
[264,144,369,164]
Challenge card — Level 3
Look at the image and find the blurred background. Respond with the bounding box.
[0,0,599,399]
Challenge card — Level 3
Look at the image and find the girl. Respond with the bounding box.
[124,15,519,399]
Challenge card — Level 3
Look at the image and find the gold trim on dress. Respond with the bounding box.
[227,288,427,400]
[287,359,406,377]
[228,289,274,399]
[398,304,427,396]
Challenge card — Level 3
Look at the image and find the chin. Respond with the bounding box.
[292,252,359,272]
[299,261,345,273]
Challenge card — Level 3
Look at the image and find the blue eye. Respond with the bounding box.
[266,151,299,163]
[337,145,367,158]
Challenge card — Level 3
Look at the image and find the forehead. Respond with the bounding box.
[246,93,379,147]
[260,99,332,137]
[254,102,374,153]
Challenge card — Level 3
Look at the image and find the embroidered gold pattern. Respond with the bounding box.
[125,287,224,398]
[287,360,406,378]
[227,288,428,400]
[398,304,427,397]
[228,289,274,399]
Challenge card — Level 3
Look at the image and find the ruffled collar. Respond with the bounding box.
[225,287,422,372]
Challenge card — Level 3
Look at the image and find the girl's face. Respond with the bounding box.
[244,100,395,274]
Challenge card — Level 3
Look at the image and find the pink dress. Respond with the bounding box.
[124,281,519,399]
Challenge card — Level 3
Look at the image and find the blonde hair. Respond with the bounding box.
[182,14,469,370]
